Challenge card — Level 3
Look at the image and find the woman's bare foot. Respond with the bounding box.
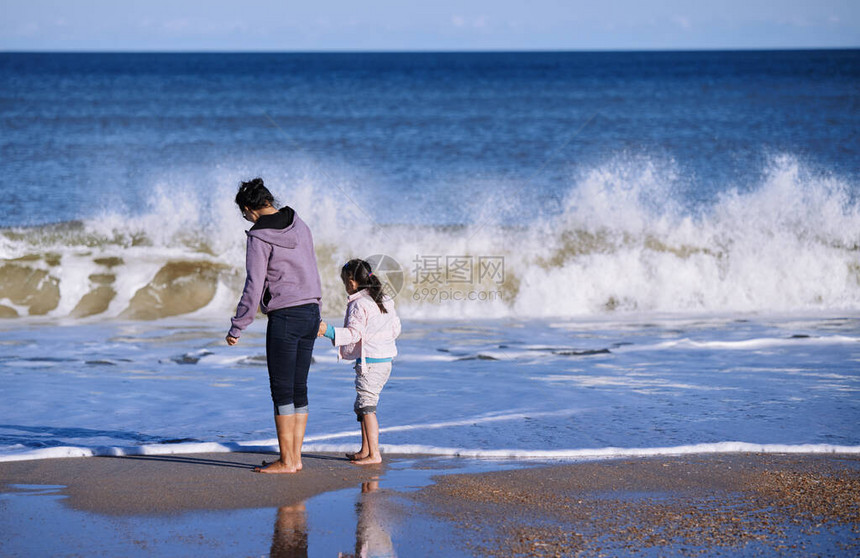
[254,460,297,474]
[351,455,382,465]
[262,457,302,470]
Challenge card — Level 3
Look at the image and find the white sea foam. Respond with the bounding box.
[3,440,859,464]
[303,409,588,443]
[365,442,860,460]
[1,155,858,321]
[530,374,736,391]
[619,335,860,353]
[0,314,856,464]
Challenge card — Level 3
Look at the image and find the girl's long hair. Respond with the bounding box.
[341,259,388,314]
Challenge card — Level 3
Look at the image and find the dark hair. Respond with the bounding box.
[341,259,388,314]
[235,178,275,210]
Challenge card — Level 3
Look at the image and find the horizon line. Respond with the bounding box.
[2,46,858,55]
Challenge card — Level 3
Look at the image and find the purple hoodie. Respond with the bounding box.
[228,208,322,338]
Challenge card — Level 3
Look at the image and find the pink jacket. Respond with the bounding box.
[332,289,401,361]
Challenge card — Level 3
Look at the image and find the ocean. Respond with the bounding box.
[0,50,858,462]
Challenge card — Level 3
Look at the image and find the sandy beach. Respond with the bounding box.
[1,452,858,556]
[411,453,860,557]
[0,452,382,515]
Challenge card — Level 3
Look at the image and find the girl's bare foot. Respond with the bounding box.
[351,455,382,465]
[254,460,297,474]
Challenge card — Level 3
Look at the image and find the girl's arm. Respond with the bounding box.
[321,321,336,339]
[228,236,271,338]
[392,313,402,339]
[328,303,366,347]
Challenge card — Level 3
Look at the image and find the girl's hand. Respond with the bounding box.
[318,321,327,337]
[225,334,239,346]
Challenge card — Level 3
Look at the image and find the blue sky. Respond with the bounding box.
[2,0,858,51]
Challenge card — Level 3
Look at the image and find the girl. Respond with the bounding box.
[226,178,323,474]
[319,259,401,465]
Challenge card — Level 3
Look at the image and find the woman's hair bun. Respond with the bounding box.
[235,177,275,210]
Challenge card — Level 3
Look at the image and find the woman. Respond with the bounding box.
[226,178,322,474]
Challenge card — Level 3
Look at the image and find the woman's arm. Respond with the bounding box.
[228,236,271,338]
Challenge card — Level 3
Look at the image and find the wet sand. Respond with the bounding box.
[1,452,858,556]
[411,453,860,556]
[0,452,380,515]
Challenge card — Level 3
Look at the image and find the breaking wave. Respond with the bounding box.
[1,155,858,320]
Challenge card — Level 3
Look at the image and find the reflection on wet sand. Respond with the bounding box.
[270,502,308,558]
[339,480,397,558]
[268,479,397,558]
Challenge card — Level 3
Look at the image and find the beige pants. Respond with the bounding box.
[354,361,392,418]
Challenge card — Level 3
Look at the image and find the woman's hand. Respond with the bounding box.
[225,334,239,346]
[318,321,327,337]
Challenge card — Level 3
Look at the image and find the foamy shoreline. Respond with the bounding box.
[3,439,860,463]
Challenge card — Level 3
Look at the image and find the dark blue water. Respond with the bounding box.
[1,56,859,465]
[1,50,858,227]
